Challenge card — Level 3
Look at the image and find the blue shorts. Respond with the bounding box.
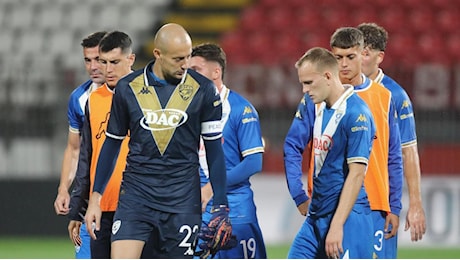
[371,210,397,258]
[197,221,267,259]
[113,191,201,258]
[288,207,373,259]
[75,223,91,259]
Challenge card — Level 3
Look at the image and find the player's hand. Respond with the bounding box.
[297,199,310,216]
[325,222,343,259]
[200,183,213,213]
[84,193,102,240]
[404,203,426,241]
[196,205,235,258]
[384,212,400,239]
[68,220,82,246]
[54,189,70,215]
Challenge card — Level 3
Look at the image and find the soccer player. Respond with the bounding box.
[330,27,403,258]
[68,31,149,258]
[190,43,266,259]
[358,21,426,252]
[53,31,107,259]
[84,23,233,258]
[286,47,375,259]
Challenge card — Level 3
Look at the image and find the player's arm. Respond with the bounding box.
[54,130,80,215]
[386,101,404,238]
[226,153,262,186]
[326,162,367,259]
[284,95,315,209]
[203,137,227,206]
[395,88,426,241]
[55,92,84,216]
[200,152,261,208]
[402,144,426,241]
[226,103,264,186]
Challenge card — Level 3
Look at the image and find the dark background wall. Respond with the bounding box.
[0,179,68,236]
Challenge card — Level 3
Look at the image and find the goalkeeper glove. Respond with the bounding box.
[195,205,236,258]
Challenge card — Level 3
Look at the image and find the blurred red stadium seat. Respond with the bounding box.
[380,7,407,34]
[219,31,252,64]
[446,34,460,62]
[431,0,455,10]
[408,8,435,33]
[386,32,419,68]
[266,6,295,33]
[435,8,460,34]
[274,32,303,64]
[418,33,450,65]
[321,8,352,31]
[295,7,323,33]
[353,4,379,26]
[239,6,265,33]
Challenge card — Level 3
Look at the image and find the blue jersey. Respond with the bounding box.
[374,69,417,147]
[284,92,316,206]
[309,86,374,217]
[67,80,98,134]
[287,86,375,259]
[104,60,223,214]
[199,85,264,224]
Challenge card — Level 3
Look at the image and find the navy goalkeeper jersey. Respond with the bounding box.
[105,60,223,213]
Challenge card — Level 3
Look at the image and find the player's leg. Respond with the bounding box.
[371,210,387,258]
[110,192,151,258]
[90,211,114,258]
[112,240,145,258]
[75,222,91,259]
[342,209,374,258]
[215,222,267,259]
[287,218,319,259]
[155,211,201,258]
[385,227,398,258]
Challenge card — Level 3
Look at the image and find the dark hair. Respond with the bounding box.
[80,31,107,48]
[192,43,227,79]
[357,22,388,51]
[99,31,132,54]
[330,27,364,49]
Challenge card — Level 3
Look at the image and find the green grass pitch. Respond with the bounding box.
[0,237,459,258]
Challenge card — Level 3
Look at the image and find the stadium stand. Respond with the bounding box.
[0,0,172,177]
[0,0,458,177]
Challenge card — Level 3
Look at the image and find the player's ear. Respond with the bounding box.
[153,48,161,59]
[376,51,385,65]
[128,53,136,66]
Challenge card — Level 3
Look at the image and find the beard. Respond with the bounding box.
[164,73,182,86]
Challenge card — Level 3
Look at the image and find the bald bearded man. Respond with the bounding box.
[84,23,231,258]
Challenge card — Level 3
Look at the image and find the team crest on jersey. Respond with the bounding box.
[112,220,121,235]
[178,83,193,101]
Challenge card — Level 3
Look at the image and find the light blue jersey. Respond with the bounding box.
[287,86,375,259]
[67,80,98,134]
[199,85,266,258]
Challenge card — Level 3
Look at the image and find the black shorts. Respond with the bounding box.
[91,211,114,259]
[112,192,201,258]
